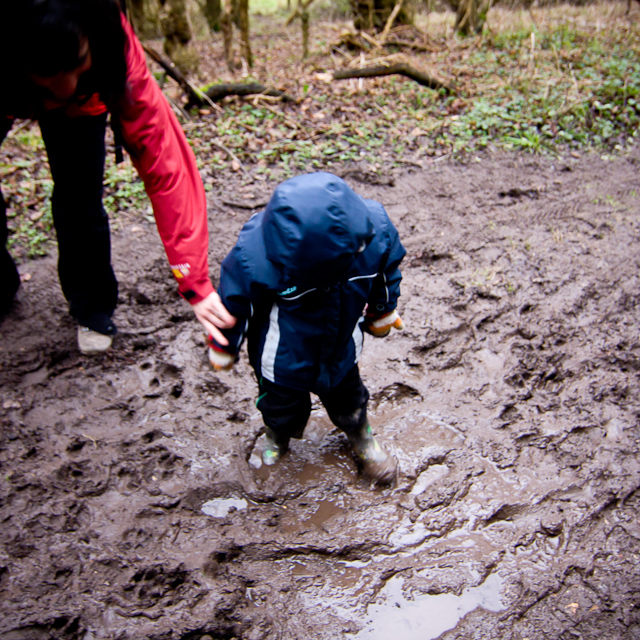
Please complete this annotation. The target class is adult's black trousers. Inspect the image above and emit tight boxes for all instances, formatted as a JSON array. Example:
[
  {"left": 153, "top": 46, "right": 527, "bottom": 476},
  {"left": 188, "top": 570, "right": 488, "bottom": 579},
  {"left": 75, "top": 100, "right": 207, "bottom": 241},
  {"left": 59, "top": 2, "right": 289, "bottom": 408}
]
[{"left": 0, "top": 111, "right": 118, "bottom": 333}]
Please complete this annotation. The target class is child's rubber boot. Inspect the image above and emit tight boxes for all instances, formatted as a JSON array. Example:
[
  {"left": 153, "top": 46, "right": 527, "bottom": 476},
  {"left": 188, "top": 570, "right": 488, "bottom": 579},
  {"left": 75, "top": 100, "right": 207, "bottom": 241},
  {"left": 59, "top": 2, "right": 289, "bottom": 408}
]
[
  {"left": 347, "top": 422, "right": 397, "bottom": 486},
  {"left": 262, "top": 428, "right": 289, "bottom": 466}
]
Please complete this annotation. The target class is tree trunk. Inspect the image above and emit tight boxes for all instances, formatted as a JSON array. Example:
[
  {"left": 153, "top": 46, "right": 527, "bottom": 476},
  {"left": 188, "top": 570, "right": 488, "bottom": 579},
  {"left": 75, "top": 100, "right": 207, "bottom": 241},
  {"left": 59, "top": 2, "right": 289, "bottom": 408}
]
[
  {"left": 160, "top": 0, "right": 199, "bottom": 73},
  {"left": 232, "top": 0, "right": 241, "bottom": 29},
  {"left": 301, "top": 1, "right": 310, "bottom": 59},
  {"left": 454, "top": 0, "right": 491, "bottom": 35},
  {"left": 221, "top": 0, "right": 235, "bottom": 71},
  {"left": 238, "top": 0, "right": 252, "bottom": 68},
  {"left": 367, "top": 0, "right": 374, "bottom": 30},
  {"left": 127, "top": 0, "right": 146, "bottom": 31},
  {"left": 126, "top": 0, "right": 162, "bottom": 38},
  {"left": 350, "top": 0, "right": 415, "bottom": 32},
  {"left": 200, "top": 0, "right": 222, "bottom": 33}
]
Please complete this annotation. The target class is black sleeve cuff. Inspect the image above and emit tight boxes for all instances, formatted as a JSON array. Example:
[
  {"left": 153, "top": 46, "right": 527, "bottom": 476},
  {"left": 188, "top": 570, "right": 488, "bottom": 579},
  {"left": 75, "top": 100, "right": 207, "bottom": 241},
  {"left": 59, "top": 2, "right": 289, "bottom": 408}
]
[{"left": 181, "top": 289, "right": 197, "bottom": 301}]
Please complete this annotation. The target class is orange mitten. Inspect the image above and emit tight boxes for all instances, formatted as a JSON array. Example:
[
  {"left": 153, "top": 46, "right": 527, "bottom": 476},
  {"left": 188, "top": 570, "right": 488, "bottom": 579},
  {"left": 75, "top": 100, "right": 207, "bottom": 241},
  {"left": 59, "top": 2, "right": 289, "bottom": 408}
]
[
  {"left": 364, "top": 309, "right": 404, "bottom": 337},
  {"left": 206, "top": 336, "right": 236, "bottom": 371}
]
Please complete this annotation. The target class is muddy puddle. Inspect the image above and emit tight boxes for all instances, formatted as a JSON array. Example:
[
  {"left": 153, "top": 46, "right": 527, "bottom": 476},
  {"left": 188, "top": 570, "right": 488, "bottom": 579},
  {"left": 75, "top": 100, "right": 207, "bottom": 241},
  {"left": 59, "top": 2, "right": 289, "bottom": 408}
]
[{"left": 1, "top": 150, "right": 640, "bottom": 639}]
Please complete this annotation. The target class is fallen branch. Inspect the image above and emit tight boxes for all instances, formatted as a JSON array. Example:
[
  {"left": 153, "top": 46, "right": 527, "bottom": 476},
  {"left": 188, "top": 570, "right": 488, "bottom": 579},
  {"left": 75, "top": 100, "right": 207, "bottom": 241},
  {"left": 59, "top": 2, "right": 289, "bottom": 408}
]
[
  {"left": 334, "top": 26, "right": 441, "bottom": 55},
  {"left": 145, "top": 47, "right": 292, "bottom": 109},
  {"left": 333, "top": 63, "right": 453, "bottom": 93},
  {"left": 142, "top": 44, "right": 221, "bottom": 112},
  {"left": 202, "top": 82, "right": 292, "bottom": 103},
  {"left": 333, "top": 31, "right": 371, "bottom": 52}
]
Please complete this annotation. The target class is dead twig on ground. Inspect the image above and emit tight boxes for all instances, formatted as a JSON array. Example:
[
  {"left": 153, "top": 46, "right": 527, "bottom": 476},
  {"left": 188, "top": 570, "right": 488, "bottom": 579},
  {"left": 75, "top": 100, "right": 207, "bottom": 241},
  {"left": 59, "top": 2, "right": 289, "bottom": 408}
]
[
  {"left": 166, "top": 94, "right": 191, "bottom": 121},
  {"left": 222, "top": 199, "right": 268, "bottom": 209},
  {"left": 360, "top": 31, "right": 381, "bottom": 49},
  {"left": 6, "top": 119, "right": 33, "bottom": 139},
  {"left": 211, "top": 141, "right": 251, "bottom": 179}
]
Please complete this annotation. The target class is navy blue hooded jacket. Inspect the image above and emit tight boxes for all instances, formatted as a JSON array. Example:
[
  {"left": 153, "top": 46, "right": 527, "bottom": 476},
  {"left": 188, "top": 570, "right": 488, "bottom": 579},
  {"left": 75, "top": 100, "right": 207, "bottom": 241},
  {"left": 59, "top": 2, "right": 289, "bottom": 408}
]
[{"left": 213, "top": 172, "right": 406, "bottom": 395}]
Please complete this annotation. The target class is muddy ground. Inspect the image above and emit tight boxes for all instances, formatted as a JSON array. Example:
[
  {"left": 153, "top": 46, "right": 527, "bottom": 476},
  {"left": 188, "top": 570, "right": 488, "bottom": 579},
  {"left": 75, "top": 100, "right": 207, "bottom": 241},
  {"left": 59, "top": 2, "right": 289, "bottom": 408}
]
[{"left": 1, "top": 148, "right": 640, "bottom": 640}]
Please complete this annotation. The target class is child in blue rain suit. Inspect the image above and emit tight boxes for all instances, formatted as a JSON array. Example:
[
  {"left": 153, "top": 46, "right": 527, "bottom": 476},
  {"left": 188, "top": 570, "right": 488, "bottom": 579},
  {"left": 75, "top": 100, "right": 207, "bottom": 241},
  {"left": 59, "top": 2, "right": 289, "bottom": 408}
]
[{"left": 208, "top": 172, "right": 405, "bottom": 485}]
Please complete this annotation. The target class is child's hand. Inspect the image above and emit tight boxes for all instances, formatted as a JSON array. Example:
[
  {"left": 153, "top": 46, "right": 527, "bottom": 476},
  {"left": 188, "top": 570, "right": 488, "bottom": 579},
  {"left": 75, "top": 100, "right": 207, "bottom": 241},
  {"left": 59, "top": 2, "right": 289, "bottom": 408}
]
[
  {"left": 207, "top": 336, "right": 237, "bottom": 371},
  {"left": 364, "top": 309, "right": 404, "bottom": 337}
]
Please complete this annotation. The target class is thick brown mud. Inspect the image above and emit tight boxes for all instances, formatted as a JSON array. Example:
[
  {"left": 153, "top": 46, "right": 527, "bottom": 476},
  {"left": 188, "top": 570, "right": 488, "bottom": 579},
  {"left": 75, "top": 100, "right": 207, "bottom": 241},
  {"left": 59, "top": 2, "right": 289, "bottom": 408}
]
[{"left": 1, "top": 150, "right": 640, "bottom": 640}]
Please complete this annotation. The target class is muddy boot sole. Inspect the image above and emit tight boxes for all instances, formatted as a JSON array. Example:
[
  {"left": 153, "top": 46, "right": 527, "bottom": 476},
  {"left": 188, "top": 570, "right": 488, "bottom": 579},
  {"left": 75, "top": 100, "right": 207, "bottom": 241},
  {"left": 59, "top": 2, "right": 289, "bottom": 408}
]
[
  {"left": 347, "top": 422, "right": 397, "bottom": 486},
  {"left": 359, "top": 453, "right": 398, "bottom": 486}
]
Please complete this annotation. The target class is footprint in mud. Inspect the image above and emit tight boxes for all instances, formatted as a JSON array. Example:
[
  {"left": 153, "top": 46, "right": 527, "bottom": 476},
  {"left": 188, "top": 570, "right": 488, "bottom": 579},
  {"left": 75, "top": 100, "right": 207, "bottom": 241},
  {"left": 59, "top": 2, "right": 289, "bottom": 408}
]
[
  {"left": 25, "top": 499, "right": 91, "bottom": 537},
  {"left": 121, "top": 527, "right": 155, "bottom": 550},
  {"left": 136, "top": 358, "right": 184, "bottom": 399},
  {"left": 55, "top": 459, "right": 110, "bottom": 497},
  {"left": 120, "top": 563, "right": 192, "bottom": 609},
  {"left": 114, "top": 441, "right": 185, "bottom": 494},
  {"left": 372, "top": 382, "right": 422, "bottom": 408}
]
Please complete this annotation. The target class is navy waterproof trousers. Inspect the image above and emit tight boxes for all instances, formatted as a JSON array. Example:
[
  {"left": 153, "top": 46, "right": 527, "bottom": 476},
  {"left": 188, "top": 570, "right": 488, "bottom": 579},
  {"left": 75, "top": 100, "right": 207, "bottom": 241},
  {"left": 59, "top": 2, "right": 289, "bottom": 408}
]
[{"left": 256, "top": 364, "right": 371, "bottom": 441}]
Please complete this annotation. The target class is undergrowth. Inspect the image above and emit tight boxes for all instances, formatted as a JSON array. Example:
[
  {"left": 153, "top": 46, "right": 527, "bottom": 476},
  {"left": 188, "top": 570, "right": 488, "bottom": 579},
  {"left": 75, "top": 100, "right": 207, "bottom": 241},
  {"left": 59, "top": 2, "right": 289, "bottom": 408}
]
[{"left": 2, "top": 1, "right": 639, "bottom": 259}]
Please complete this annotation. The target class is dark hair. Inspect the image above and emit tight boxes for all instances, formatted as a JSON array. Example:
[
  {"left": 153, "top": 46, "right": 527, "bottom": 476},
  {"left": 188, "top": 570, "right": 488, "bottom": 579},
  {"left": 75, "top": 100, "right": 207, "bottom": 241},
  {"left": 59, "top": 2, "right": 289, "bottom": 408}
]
[{"left": 1, "top": 0, "right": 127, "bottom": 116}]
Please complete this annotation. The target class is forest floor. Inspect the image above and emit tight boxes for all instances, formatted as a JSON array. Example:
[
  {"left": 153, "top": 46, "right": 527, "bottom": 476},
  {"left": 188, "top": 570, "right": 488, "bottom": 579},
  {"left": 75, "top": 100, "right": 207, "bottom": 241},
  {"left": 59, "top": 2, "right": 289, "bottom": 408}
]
[{"left": 2, "top": 4, "right": 640, "bottom": 640}]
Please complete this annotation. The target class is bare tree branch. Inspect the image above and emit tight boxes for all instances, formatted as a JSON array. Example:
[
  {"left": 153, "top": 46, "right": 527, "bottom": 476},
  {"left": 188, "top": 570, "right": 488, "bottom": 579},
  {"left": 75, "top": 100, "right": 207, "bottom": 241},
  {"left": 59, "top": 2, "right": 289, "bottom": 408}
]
[
  {"left": 380, "top": 0, "right": 404, "bottom": 43},
  {"left": 203, "top": 83, "right": 292, "bottom": 103},
  {"left": 142, "top": 44, "right": 222, "bottom": 113},
  {"left": 333, "top": 63, "right": 454, "bottom": 93}
]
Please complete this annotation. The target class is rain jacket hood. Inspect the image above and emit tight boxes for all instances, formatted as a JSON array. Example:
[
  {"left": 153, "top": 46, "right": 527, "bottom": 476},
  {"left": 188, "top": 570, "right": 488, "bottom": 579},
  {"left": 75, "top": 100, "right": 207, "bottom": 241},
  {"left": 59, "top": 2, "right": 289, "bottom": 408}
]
[{"left": 262, "top": 172, "right": 376, "bottom": 285}]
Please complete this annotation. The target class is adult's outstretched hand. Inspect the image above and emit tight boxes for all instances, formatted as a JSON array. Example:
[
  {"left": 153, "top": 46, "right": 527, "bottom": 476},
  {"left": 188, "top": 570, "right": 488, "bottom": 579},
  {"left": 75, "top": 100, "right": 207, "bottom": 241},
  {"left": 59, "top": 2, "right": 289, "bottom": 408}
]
[{"left": 192, "top": 291, "right": 236, "bottom": 345}]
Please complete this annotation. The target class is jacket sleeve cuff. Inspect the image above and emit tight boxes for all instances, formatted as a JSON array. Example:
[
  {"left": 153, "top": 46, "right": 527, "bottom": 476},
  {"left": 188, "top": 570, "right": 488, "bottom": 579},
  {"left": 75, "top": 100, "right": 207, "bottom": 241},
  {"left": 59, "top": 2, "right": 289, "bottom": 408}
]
[
  {"left": 206, "top": 334, "right": 235, "bottom": 354},
  {"left": 179, "top": 279, "right": 215, "bottom": 305}
]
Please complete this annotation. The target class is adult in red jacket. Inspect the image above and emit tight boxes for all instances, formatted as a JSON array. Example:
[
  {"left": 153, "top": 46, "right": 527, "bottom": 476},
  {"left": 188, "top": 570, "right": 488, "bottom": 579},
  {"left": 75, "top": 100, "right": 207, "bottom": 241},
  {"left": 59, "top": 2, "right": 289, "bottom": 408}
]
[{"left": 0, "top": 0, "right": 234, "bottom": 352}]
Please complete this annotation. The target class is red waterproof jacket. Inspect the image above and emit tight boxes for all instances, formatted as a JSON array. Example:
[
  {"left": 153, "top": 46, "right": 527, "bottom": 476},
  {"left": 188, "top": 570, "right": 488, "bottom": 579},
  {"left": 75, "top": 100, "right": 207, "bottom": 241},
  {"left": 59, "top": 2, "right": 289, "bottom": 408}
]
[
  {"left": 116, "top": 17, "right": 213, "bottom": 304},
  {"left": 4, "top": 15, "right": 213, "bottom": 305}
]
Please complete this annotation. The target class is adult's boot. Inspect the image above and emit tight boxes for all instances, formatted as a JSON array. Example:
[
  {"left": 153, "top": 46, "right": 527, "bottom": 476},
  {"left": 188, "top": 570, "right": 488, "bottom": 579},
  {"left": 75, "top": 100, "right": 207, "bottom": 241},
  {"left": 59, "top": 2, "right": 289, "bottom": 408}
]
[{"left": 347, "top": 421, "right": 397, "bottom": 486}]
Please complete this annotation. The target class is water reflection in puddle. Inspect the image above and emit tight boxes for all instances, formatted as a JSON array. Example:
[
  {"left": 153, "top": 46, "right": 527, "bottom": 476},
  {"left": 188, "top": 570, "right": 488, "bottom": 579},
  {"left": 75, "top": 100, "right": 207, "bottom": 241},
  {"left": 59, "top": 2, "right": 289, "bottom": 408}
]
[
  {"left": 281, "top": 497, "right": 347, "bottom": 533},
  {"left": 352, "top": 571, "right": 505, "bottom": 639},
  {"left": 201, "top": 497, "right": 248, "bottom": 517}
]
